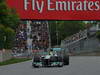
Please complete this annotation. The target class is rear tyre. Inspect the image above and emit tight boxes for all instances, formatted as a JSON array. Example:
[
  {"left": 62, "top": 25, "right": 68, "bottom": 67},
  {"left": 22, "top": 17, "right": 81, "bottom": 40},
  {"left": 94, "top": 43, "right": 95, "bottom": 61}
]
[{"left": 63, "top": 56, "right": 69, "bottom": 65}]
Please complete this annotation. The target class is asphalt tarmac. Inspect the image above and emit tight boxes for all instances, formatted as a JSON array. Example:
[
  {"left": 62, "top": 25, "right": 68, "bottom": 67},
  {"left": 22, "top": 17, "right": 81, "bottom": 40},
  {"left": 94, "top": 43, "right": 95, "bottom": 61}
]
[{"left": 0, "top": 56, "right": 100, "bottom": 75}]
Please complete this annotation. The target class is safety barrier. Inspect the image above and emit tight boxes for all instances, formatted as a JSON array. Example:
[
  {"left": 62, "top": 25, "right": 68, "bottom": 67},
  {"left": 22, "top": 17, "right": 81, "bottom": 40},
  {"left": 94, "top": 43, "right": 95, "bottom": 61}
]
[{"left": 0, "top": 50, "right": 12, "bottom": 62}]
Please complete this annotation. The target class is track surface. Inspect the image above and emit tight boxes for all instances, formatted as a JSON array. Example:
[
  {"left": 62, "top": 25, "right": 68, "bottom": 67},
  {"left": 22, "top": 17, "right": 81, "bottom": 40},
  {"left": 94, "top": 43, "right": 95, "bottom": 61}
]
[{"left": 0, "top": 56, "right": 100, "bottom": 75}]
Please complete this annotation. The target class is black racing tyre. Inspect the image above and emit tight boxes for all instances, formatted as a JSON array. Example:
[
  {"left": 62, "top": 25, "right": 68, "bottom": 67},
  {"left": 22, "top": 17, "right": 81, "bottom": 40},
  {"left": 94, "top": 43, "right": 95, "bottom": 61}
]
[
  {"left": 32, "top": 56, "right": 41, "bottom": 68},
  {"left": 63, "top": 55, "right": 69, "bottom": 65},
  {"left": 58, "top": 63, "right": 63, "bottom": 67},
  {"left": 33, "top": 64, "right": 39, "bottom": 68}
]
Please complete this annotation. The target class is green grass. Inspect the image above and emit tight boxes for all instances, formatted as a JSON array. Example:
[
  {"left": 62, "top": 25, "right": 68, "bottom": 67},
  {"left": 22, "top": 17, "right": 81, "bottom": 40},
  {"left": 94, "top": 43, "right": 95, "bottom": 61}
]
[{"left": 0, "top": 58, "right": 31, "bottom": 66}]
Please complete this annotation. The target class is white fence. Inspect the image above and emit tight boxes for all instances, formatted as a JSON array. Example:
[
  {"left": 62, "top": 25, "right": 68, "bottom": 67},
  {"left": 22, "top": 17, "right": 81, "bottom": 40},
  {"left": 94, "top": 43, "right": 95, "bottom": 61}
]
[
  {"left": 61, "top": 30, "right": 87, "bottom": 46},
  {"left": 61, "top": 30, "right": 87, "bottom": 53}
]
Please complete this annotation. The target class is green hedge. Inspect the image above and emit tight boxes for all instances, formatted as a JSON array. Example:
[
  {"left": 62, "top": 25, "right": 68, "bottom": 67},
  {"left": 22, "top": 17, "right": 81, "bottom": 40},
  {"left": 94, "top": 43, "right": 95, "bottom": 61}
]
[{"left": 0, "top": 58, "right": 31, "bottom": 66}]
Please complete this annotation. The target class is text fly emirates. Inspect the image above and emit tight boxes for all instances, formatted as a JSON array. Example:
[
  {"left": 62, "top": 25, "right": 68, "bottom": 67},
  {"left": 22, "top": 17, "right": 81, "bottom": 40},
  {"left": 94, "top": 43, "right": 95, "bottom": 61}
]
[{"left": 24, "top": 0, "right": 100, "bottom": 13}]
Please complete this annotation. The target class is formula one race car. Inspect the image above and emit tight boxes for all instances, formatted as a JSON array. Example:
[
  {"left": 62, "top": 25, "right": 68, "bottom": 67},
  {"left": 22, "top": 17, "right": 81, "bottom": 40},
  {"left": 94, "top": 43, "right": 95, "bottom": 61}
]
[{"left": 32, "top": 48, "right": 69, "bottom": 68}]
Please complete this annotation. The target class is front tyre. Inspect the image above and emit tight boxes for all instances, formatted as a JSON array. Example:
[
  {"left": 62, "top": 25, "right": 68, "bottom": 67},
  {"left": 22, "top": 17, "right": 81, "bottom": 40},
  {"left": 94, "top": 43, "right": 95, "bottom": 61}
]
[
  {"left": 58, "top": 63, "right": 63, "bottom": 67},
  {"left": 32, "top": 64, "right": 39, "bottom": 68}
]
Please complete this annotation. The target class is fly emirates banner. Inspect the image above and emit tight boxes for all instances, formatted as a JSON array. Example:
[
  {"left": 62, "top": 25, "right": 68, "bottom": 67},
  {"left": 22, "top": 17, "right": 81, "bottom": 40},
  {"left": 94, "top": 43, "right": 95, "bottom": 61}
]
[{"left": 6, "top": 0, "right": 100, "bottom": 20}]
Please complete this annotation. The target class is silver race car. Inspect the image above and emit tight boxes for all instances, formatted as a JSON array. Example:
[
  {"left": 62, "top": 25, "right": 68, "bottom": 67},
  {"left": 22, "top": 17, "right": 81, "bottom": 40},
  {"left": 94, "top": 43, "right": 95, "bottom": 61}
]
[{"left": 32, "top": 48, "right": 69, "bottom": 68}]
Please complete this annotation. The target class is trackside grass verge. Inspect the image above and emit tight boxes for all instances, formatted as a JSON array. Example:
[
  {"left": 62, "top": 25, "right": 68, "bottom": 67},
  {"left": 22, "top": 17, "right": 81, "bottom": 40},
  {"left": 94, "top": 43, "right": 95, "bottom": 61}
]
[{"left": 0, "top": 58, "right": 31, "bottom": 66}]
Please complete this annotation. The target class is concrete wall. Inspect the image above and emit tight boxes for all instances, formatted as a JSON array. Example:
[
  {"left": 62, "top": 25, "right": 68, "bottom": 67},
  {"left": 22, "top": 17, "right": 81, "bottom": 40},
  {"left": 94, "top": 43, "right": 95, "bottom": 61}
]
[
  {"left": 0, "top": 51, "right": 3, "bottom": 62},
  {"left": 0, "top": 50, "right": 12, "bottom": 62},
  {"left": 61, "top": 36, "right": 100, "bottom": 55}
]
